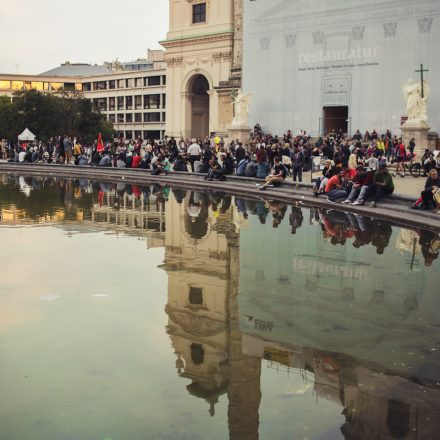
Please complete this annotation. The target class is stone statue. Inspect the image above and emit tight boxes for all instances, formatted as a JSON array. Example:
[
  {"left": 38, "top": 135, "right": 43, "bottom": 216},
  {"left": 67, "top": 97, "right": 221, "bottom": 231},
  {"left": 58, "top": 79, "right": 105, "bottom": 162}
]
[
  {"left": 231, "top": 89, "right": 252, "bottom": 127},
  {"left": 403, "top": 79, "right": 429, "bottom": 124}
]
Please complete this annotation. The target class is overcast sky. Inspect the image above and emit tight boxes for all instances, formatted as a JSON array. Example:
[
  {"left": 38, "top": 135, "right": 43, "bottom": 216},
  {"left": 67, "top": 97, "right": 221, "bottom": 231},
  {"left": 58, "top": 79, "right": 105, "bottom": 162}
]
[{"left": 0, "top": 0, "right": 169, "bottom": 74}]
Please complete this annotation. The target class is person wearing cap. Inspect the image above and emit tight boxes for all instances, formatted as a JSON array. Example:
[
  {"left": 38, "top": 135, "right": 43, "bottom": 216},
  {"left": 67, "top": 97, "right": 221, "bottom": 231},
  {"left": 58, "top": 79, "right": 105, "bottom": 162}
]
[{"left": 366, "top": 164, "right": 394, "bottom": 207}]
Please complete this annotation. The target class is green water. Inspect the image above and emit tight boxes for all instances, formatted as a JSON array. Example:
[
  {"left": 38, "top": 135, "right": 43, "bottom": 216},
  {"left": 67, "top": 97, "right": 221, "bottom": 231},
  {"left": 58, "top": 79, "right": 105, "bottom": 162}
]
[{"left": 0, "top": 175, "right": 439, "bottom": 440}]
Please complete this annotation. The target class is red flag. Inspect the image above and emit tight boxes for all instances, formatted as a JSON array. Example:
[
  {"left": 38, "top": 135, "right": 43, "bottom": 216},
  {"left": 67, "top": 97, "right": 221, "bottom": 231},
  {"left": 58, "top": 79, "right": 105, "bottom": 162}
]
[{"left": 97, "top": 133, "right": 104, "bottom": 152}]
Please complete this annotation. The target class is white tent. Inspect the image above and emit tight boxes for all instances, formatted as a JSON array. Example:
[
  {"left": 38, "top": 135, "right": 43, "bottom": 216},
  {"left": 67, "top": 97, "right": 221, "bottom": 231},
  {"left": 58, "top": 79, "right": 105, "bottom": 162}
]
[{"left": 18, "top": 128, "right": 36, "bottom": 141}]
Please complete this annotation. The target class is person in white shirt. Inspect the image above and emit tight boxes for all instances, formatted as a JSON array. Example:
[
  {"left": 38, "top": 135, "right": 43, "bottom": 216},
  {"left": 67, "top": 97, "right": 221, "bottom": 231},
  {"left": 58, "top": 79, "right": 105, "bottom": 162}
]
[
  {"left": 18, "top": 149, "right": 27, "bottom": 163},
  {"left": 187, "top": 138, "right": 202, "bottom": 172}
]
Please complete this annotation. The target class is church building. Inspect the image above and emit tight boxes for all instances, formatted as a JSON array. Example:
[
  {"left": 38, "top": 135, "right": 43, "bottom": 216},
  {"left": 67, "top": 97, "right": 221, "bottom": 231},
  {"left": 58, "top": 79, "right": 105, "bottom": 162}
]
[
  {"left": 161, "top": 0, "right": 243, "bottom": 139},
  {"left": 243, "top": 0, "right": 440, "bottom": 137}
]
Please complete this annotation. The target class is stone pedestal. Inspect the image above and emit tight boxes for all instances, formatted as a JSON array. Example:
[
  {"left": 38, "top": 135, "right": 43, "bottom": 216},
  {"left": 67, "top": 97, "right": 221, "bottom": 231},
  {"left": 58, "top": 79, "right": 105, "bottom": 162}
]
[
  {"left": 401, "top": 120, "right": 430, "bottom": 156},
  {"left": 226, "top": 124, "right": 251, "bottom": 145}
]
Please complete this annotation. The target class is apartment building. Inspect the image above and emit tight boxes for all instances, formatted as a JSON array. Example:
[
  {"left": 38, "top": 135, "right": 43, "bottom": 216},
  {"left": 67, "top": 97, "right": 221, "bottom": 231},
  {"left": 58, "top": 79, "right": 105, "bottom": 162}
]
[{"left": 0, "top": 50, "right": 167, "bottom": 140}]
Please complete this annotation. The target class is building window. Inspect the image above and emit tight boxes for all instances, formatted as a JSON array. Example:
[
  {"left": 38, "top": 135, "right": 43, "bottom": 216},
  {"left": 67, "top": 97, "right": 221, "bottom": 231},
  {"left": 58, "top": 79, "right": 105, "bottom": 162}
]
[
  {"left": 117, "top": 79, "right": 125, "bottom": 89},
  {"left": 117, "top": 114, "right": 124, "bottom": 123},
  {"left": 135, "top": 78, "right": 143, "bottom": 87},
  {"left": 117, "top": 96, "right": 124, "bottom": 110},
  {"left": 146, "top": 76, "right": 161, "bottom": 87},
  {"left": 144, "top": 94, "right": 160, "bottom": 109},
  {"left": 125, "top": 113, "right": 133, "bottom": 123},
  {"left": 144, "top": 112, "right": 161, "bottom": 123},
  {"left": 50, "top": 82, "right": 63, "bottom": 91},
  {"left": 30, "top": 82, "right": 44, "bottom": 91},
  {"left": 125, "top": 96, "right": 133, "bottom": 110},
  {"left": 0, "top": 80, "right": 11, "bottom": 90},
  {"left": 134, "top": 113, "right": 142, "bottom": 123},
  {"left": 64, "top": 83, "right": 75, "bottom": 92},
  {"left": 82, "top": 82, "right": 91, "bottom": 92},
  {"left": 75, "top": 83, "right": 82, "bottom": 92},
  {"left": 161, "top": 75, "right": 166, "bottom": 85},
  {"left": 162, "top": 94, "right": 166, "bottom": 108},
  {"left": 190, "top": 343, "right": 204, "bottom": 365},
  {"left": 126, "top": 78, "right": 134, "bottom": 88},
  {"left": 109, "top": 97, "right": 115, "bottom": 111},
  {"left": 108, "top": 114, "right": 116, "bottom": 124},
  {"left": 134, "top": 130, "right": 142, "bottom": 139},
  {"left": 192, "top": 3, "right": 206, "bottom": 23},
  {"left": 189, "top": 287, "right": 203, "bottom": 305},
  {"left": 134, "top": 95, "right": 142, "bottom": 110},
  {"left": 109, "top": 80, "right": 115, "bottom": 90}
]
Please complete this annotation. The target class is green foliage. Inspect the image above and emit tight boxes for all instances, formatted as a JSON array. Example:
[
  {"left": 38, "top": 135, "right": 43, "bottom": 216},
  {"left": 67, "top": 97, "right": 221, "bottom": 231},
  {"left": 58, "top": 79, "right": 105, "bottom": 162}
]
[{"left": 0, "top": 89, "right": 114, "bottom": 143}]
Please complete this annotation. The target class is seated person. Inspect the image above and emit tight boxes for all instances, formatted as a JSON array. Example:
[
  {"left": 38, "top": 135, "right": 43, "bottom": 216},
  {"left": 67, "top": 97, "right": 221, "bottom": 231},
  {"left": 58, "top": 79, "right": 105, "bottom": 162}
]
[
  {"left": 205, "top": 159, "right": 225, "bottom": 181},
  {"left": 325, "top": 168, "right": 347, "bottom": 202},
  {"left": 342, "top": 166, "right": 374, "bottom": 205},
  {"left": 417, "top": 168, "right": 440, "bottom": 210},
  {"left": 131, "top": 153, "right": 142, "bottom": 168},
  {"left": 258, "top": 156, "right": 287, "bottom": 190},
  {"left": 236, "top": 156, "right": 250, "bottom": 176},
  {"left": 98, "top": 152, "right": 112, "bottom": 167},
  {"left": 313, "top": 159, "right": 334, "bottom": 196},
  {"left": 223, "top": 152, "right": 235, "bottom": 175},
  {"left": 366, "top": 164, "right": 394, "bottom": 207},
  {"left": 77, "top": 154, "right": 89, "bottom": 166},
  {"left": 256, "top": 161, "right": 270, "bottom": 179},
  {"left": 244, "top": 159, "right": 257, "bottom": 177},
  {"left": 152, "top": 158, "right": 165, "bottom": 175},
  {"left": 173, "top": 154, "right": 188, "bottom": 172}
]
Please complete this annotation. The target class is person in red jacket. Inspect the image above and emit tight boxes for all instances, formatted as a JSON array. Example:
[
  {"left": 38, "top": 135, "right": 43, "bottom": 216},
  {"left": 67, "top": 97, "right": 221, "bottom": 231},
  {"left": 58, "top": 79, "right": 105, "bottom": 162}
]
[
  {"left": 131, "top": 153, "right": 142, "bottom": 168},
  {"left": 342, "top": 166, "right": 374, "bottom": 205}
]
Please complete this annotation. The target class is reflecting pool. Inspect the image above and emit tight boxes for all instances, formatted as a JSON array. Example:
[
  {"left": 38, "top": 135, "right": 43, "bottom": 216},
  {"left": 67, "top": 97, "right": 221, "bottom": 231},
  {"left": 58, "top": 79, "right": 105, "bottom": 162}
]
[{"left": 0, "top": 174, "right": 439, "bottom": 440}]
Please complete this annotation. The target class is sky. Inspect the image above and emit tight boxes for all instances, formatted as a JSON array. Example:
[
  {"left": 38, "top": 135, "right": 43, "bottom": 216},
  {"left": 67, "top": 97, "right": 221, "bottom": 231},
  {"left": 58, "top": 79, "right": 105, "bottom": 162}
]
[{"left": 0, "top": 0, "right": 169, "bottom": 74}]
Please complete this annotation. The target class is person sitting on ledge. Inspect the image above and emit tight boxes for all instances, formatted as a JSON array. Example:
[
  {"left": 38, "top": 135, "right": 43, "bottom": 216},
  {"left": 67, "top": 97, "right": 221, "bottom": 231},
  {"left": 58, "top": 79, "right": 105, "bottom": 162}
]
[
  {"left": 173, "top": 154, "right": 188, "bottom": 172},
  {"left": 205, "top": 158, "right": 225, "bottom": 181},
  {"left": 98, "top": 150, "right": 112, "bottom": 167},
  {"left": 413, "top": 168, "right": 440, "bottom": 210},
  {"left": 325, "top": 167, "right": 347, "bottom": 203},
  {"left": 365, "top": 163, "right": 394, "bottom": 208},
  {"left": 342, "top": 166, "right": 374, "bottom": 205},
  {"left": 258, "top": 156, "right": 287, "bottom": 190}
]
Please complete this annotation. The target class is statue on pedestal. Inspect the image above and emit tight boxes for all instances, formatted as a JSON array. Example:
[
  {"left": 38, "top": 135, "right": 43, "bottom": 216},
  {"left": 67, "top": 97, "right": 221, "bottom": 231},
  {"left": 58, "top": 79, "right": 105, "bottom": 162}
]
[
  {"left": 403, "top": 79, "right": 429, "bottom": 124},
  {"left": 231, "top": 89, "right": 252, "bottom": 127}
]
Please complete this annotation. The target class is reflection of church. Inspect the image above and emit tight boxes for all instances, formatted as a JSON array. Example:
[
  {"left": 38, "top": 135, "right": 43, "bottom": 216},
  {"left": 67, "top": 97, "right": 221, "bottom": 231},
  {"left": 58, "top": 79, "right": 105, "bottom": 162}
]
[
  {"left": 163, "top": 191, "right": 261, "bottom": 439},
  {"left": 162, "top": 191, "right": 440, "bottom": 440}
]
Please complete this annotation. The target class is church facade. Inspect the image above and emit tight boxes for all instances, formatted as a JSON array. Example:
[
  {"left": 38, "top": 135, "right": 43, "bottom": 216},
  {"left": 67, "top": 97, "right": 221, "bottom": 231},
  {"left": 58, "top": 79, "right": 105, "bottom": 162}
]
[
  {"left": 243, "top": 0, "right": 440, "bottom": 137},
  {"left": 161, "top": 0, "right": 243, "bottom": 139}
]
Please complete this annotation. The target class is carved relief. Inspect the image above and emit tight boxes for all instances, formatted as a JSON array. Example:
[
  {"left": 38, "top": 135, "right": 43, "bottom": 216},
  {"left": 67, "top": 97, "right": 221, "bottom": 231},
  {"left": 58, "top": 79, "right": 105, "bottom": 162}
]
[
  {"left": 260, "top": 38, "right": 271, "bottom": 51},
  {"left": 285, "top": 34, "right": 297, "bottom": 48},
  {"left": 313, "top": 31, "right": 324, "bottom": 45},
  {"left": 383, "top": 22, "right": 398, "bottom": 38},
  {"left": 167, "top": 57, "right": 183, "bottom": 67},
  {"left": 418, "top": 17, "right": 433, "bottom": 34},
  {"left": 352, "top": 26, "right": 365, "bottom": 41},
  {"left": 213, "top": 51, "right": 232, "bottom": 63}
]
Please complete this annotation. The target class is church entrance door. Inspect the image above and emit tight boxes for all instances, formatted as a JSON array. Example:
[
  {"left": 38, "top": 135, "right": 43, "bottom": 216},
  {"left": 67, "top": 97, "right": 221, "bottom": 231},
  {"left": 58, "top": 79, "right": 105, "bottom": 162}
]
[
  {"left": 323, "top": 106, "right": 348, "bottom": 135},
  {"left": 187, "top": 74, "right": 210, "bottom": 139}
]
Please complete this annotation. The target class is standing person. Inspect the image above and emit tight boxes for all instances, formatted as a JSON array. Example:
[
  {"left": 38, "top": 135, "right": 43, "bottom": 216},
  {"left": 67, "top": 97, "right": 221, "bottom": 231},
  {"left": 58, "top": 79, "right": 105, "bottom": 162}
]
[
  {"left": 187, "top": 138, "right": 202, "bottom": 172},
  {"left": 394, "top": 139, "right": 406, "bottom": 177},
  {"left": 366, "top": 164, "right": 394, "bottom": 207},
  {"left": 63, "top": 136, "right": 73, "bottom": 164},
  {"left": 258, "top": 156, "right": 287, "bottom": 190},
  {"left": 290, "top": 146, "right": 305, "bottom": 182}
]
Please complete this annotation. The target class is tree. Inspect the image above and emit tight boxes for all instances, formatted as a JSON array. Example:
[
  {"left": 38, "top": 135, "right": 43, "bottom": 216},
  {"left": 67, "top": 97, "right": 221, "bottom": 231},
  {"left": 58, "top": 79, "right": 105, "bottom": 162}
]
[{"left": 0, "top": 89, "right": 114, "bottom": 144}]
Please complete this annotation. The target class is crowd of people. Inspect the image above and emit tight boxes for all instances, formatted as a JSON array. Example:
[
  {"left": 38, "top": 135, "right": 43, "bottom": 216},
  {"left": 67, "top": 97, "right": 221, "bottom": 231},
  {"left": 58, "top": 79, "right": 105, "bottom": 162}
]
[{"left": 1, "top": 124, "right": 439, "bottom": 211}]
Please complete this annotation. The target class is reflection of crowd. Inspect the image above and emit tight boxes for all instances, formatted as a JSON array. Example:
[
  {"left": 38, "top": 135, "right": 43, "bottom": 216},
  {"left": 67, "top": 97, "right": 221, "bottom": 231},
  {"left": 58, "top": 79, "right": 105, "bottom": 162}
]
[{"left": 3, "top": 175, "right": 439, "bottom": 267}]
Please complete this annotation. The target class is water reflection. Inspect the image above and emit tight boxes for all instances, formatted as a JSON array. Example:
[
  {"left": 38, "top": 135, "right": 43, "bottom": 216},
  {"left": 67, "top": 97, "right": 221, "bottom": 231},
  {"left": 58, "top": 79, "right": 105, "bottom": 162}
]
[{"left": 1, "top": 174, "right": 440, "bottom": 439}]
